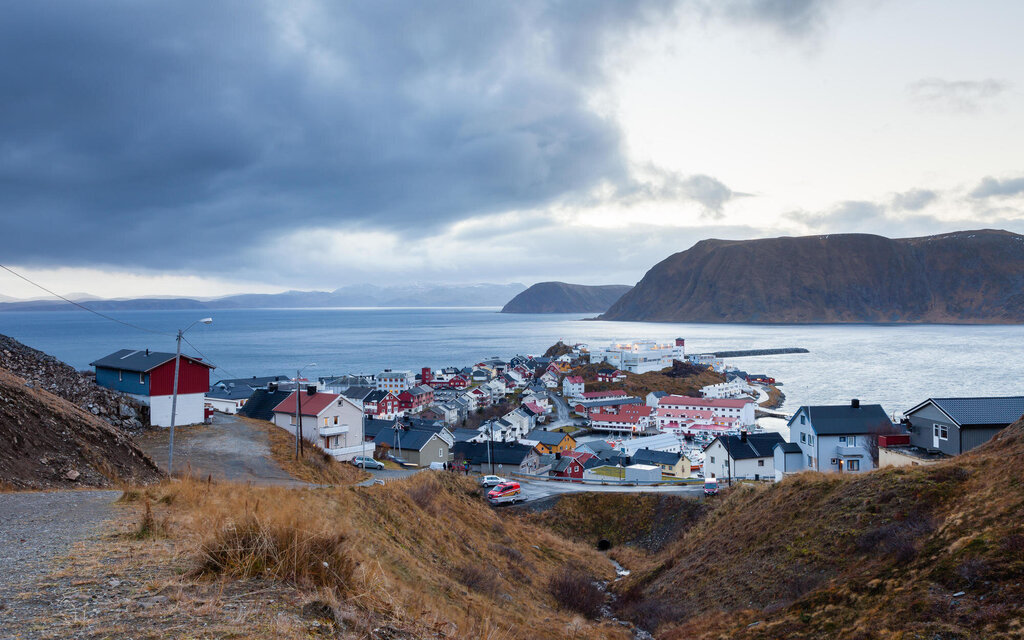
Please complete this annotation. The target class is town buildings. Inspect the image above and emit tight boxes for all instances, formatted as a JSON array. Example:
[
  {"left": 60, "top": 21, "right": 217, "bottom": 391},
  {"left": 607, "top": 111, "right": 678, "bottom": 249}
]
[
  {"left": 787, "top": 400, "right": 892, "bottom": 474},
  {"left": 375, "top": 369, "right": 414, "bottom": 393},
  {"left": 271, "top": 389, "right": 366, "bottom": 460},
  {"left": 703, "top": 432, "right": 785, "bottom": 481},
  {"left": 903, "top": 396, "right": 1024, "bottom": 456},
  {"left": 589, "top": 339, "right": 686, "bottom": 373}
]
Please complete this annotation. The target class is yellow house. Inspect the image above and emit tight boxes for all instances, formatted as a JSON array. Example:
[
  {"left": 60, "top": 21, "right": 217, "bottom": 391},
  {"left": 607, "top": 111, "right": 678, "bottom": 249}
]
[
  {"left": 528, "top": 430, "right": 576, "bottom": 455},
  {"left": 632, "top": 449, "right": 692, "bottom": 478}
]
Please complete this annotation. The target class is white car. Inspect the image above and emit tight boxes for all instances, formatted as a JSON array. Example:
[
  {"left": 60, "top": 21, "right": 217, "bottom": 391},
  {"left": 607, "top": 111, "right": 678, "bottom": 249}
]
[{"left": 480, "top": 475, "right": 505, "bottom": 487}]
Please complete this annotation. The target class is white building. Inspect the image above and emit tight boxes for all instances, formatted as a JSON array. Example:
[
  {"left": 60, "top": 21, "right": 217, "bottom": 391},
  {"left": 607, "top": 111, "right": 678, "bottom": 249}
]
[
  {"left": 787, "top": 400, "right": 891, "bottom": 474},
  {"left": 703, "top": 432, "right": 785, "bottom": 481},
  {"left": 657, "top": 395, "right": 756, "bottom": 428},
  {"left": 589, "top": 339, "right": 686, "bottom": 373},
  {"left": 562, "top": 375, "right": 585, "bottom": 399},
  {"left": 609, "top": 432, "right": 682, "bottom": 455},
  {"left": 271, "top": 390, "right": 366, "bottom": 461},
  {"left": 375, "top": 369, "right": 414, "bottom": 394},
  {"left": 701, "top": 377, "right": 754, "bottom": 399}
]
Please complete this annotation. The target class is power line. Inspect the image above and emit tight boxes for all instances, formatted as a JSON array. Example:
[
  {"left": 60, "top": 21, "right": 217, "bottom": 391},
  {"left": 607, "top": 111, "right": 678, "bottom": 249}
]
[
  {"left": 0, "top": 264, "right": 172, "bottom": 337},
  {"left": 180, "top": 335, "right": 242, "bottom": 380}
]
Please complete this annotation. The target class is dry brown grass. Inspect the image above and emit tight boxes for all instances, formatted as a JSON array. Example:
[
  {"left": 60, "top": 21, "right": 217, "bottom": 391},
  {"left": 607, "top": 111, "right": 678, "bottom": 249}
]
[
  {"left": 759, "top": 384, "right": 784, "bottom": 408},
  {"left": 615, "top": 418, "right": 1024, "bottom": 639},
  {"left": 121, "top": 472, "right": 632, "bottom": 639},
  {"left": 571, "top": 361, "right": 725, "bottom": 398},
  {"left": 247, "top": 416, "right": 369, "bottom": 485}
]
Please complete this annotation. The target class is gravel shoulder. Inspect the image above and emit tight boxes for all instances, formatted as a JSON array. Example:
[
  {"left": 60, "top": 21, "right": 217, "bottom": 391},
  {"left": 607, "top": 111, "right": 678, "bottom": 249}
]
[{"left": 0, "top": 490, "right": 120, "bottom": 637}]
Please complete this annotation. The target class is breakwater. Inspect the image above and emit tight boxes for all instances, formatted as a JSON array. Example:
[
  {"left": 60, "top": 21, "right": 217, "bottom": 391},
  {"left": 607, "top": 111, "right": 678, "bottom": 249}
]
[{"left": 710, "top": 347, "right": 809, "bottom": 358}]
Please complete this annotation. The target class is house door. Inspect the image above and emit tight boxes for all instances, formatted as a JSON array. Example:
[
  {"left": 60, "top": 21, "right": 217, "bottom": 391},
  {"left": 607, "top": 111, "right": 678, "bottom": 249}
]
[{"left": 933, "top": 424, "right": 940, "bottom": 449}]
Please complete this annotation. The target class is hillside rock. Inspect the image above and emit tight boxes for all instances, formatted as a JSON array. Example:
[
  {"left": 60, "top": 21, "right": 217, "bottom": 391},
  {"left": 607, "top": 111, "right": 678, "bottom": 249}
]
[
  {"left": 0, "top": 367, "right": 161, "bottom": 488},
  {"left": 501, "top": 282, "right": 632, "bottom": 313},
  {"left": 0, "top": 334, "right": 149, "bottom": 430},
  {"left": 600, "top": 229, "right": 1024, "bottom": 323}
]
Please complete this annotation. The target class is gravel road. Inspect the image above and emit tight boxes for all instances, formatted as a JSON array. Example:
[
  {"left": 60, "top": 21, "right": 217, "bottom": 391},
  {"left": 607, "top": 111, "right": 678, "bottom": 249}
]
[{"left": 0, "top": 490, "right": 120, "bottom": 637}]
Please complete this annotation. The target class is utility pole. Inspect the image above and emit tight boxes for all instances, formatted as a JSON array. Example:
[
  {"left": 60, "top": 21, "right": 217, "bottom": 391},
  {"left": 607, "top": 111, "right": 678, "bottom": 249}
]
[
  {"left": 168, "top": 317, "right": 212, "bottom": 477},
  {"left": 295, "top": 369, "right": 302, "bottom": 460}
]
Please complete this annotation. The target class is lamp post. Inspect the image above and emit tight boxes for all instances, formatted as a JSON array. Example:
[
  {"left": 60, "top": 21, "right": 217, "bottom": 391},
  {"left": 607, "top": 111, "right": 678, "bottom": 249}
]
[
  {"left": 168, "top": 317, "right": 213, "bottom": 477},
  {"left": 294, "top": 363, "right": 316, "bottom": 460}
]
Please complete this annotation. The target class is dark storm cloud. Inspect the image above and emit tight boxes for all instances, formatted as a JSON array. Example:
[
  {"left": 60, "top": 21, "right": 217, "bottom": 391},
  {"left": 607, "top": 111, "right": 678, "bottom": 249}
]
[
  {"left": 969, "top": 176, "right": 1024, "bottom": 199},
  {"left": 0, "top": 0, "right": 833, "bottom": 275},
  {"left": 0, "top": 0, "right": 685, "bottom": 269}
]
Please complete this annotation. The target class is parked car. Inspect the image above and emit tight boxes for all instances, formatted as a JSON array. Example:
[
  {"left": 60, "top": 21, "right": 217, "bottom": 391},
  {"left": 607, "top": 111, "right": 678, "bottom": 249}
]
[
  {"left": 350, "top": 456, "right": 384, "bottom": 470},
  {"left": 480, "top": 475, "right": 505, "bottom": 487},
  {"left": 704, "top": 477, "right": 719, "bottom": 496},
  {"left": 487, "top": 481, "right": 524, "bottom": 505},
  {"left": 387, "top": 454, "right": 414, "bottom": 467}
]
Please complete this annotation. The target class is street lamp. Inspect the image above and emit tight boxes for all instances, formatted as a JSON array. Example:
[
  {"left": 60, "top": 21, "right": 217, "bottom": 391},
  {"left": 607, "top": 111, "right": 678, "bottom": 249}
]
[
  {"left": 168, "top": 317, "right": 213, "bottom": 477},
  {"left": 294, "top": 363, "right": 316, "bottom": 460}
]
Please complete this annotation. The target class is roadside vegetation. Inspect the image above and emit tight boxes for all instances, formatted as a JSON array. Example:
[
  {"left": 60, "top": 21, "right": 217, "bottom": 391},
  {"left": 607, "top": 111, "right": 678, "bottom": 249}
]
[{"left": 101, "top": 472, "right": 631, "bottom": 639}]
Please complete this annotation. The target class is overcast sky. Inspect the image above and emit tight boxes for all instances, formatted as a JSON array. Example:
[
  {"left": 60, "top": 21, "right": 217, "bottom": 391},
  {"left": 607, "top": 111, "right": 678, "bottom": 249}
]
[{"left": 1, "top": 0, "right": 1022, "bottom": 299}]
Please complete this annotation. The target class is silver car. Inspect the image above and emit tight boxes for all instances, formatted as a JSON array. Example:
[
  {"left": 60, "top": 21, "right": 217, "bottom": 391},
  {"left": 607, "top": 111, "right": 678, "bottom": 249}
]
[{"left": 480, "top": 475, "right": 505, "bottom": 487}]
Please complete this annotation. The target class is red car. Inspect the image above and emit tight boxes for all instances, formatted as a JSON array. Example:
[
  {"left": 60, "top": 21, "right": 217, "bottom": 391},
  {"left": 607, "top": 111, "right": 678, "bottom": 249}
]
[{"left": 487, "top": 481, "right": 524, "bottom": 505}]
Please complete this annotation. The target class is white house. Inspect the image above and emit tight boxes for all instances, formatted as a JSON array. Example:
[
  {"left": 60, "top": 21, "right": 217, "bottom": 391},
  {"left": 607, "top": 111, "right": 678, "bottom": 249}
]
[
  {"left": 588, "top": 405, "right": 654, "bottom": 434},
  {"left": 701, "top": 377, "right": 754, "bottom": 399},
  {"left": 562, "top": 375, "right": 585, "bottom": 399},
  {"left": 787, "top": 400, "right": 892, "bottom": 474},
  {"left": 540, "top": 371, "right": 559, "bottom": 389},
  {"left": 703, "top": 432, "right": 785, "bottom": 481},
  {"left": 612, "top": 432, "right": 681, "bottom": 455},
  {"left": 271, "top": 390, "right": 366, "bottom": 461}
]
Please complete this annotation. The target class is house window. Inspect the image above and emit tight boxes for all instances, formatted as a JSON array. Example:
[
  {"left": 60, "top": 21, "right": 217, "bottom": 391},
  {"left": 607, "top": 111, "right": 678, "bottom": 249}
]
[
  {"left": 839, "top": 436, "right": 846, "bottom": 444},
  {"left": 758, "top": 459, "right": 764, "bottom": 467},
  {"left": 848, "top": 460, "right": 860, "bottom": 471},
  {"left": 139, "top": 372, "right": 145, "bottom": 384},
  {"left": 118, "top": 370, "right": 123, "bottom": 382},
  {"left": 710, "top": 456, "right": 715, "bottom": 464},
  {"left": 439, "top": 448, "right": 443, "bottom": 457},
  {"left": 807, "top": 455, "right": 813, "bottom": 467},
  {"left": 323, "top": 417, "right": 329, "bottom": 427},
  {"left": 934, "top": 424, "right": 948, "bottom": 440},
  {"left": 808, "top": 435, "right": 815, "bottom": 445},
  {"left": 290, "top": 416, "right": 296, "bottom": 426},
  {"left": 334, "top": 416, "right": 339, "bottom": 425},
  {"left": 800, "top": 433, "right": 806, "bottom": 444},
  {"left": 848, "top": 436, "right": 856, "bottom": 446}
]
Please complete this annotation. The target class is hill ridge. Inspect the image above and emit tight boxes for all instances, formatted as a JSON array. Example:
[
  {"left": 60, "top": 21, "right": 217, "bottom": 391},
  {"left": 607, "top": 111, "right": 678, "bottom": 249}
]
[{"left": 501, "top": 281, "right": 632, "bottom": 313}]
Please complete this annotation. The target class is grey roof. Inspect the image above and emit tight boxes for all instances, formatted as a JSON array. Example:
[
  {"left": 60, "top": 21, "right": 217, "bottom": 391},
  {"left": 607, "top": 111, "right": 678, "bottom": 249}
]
[
  {"left": 213, "top": 375, "right": 290, "bottom": 389},
  {"left": 451, "top": 428, "right": 482, "bottom": 443},
  {"left": 911, "top": 396, "right": 1024, "bottom": 427},
  {"left": 451, "top": 442, "right": 532, "bottom": 466},
  {"left": 648, "top": 391, "right": 668, "bottom": 398},
  {"left": 575, "top": 397, "right": 643, "bottom": 409},
  {"left": 775, "top": 442, "right": 803, "bottom": 454},
  {"left": 791, "top": 404, "right": 893, "bottom": 435},
  {"left": 525, "top": 429, "right": 571, "bottom": 446},
  {"left": 340, "top": 386, "right": 375, "bottom": 402},
  {"left": 91, "top": 349, "right": 212, "bottom": 373},
  {"left": 363, "top": 417, "right": 398, "bottom": 439},
  {"left": 710, "top": 433, "right": 785, "bottom": 460},
  {"left": 373, "top": 427, "right": 444, "bottom": 451},
  {"left": 205, "top": 386, "right": 255, "bottom": 401},
  {"left": 363, "top": 390, "right": 391, "bottom": 403},
  {"left": 237, "top": 389, "right": 292, "bottom": 421},
  {"left": 630, "top": 449, "right": 682, "bottom": 466},
  {"left": 577, "top": 440, "right": 616, "bottom": 458}
]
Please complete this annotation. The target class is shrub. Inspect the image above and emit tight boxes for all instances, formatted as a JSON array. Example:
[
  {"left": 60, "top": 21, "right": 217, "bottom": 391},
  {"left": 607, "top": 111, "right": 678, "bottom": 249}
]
[
  {"left": 454, "top": 563, "right": 501, "bottom": 597},
  {"left": 856, "top": 518, "right": 933, "bottom": 563},
  {"left": 406, "top": 482, "right": 435, "bottom": 511},
  {"left": 197, "top": 514, "right": 354, "bottom": 593},
  {"left": 548, "top": 567, "right": 604, "bottom": 619}
]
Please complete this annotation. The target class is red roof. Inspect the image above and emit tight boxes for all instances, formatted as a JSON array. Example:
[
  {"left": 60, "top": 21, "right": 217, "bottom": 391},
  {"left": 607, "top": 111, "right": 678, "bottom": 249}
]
[
  {"left": 272, "top": 391, "right": 342, "bottom": 417},
  {"left": 589, "top": 405, "right": 653, "bottom": 424},
  {"left": 565, "top": 376, "right": 584, "bottom": 384},
  {"left": 524, "top": 401, "right": 545, "bottom": 414},
  {"left": 658, "top": 395, "right": 752, "bottom": 409}
]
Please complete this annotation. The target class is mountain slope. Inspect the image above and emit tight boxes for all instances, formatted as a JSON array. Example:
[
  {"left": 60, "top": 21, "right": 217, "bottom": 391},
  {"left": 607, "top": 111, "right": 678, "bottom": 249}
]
[
  {"left": 600, "top": 229, "right": 1024, "bottom": 323},
  {"left": 615, "top": 416, "right": 1024, "bottom": 639},
  {"left": 501, "top": 282, "right": 632, "bottom": 313}
]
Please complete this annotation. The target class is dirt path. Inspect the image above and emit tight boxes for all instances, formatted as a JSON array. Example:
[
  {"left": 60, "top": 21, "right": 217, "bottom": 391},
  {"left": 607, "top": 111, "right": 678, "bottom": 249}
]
[
  {"left": 134, "top": 414, "right": 305, "bottom": 486},
  {"left": 0, "top": 490, "right": 120, "bottom": 637}
]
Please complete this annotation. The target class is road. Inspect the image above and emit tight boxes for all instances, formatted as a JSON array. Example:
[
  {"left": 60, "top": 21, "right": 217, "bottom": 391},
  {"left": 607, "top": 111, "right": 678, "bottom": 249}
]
[{"left": 543, "top": 390, "right": 586, "bottom": 430}]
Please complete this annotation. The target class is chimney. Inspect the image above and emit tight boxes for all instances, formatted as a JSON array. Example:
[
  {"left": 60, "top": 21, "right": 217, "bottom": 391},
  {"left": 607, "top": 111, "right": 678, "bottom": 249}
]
[
  {"left": 740, "top": 430, "right": 748, "bottom": 443},
  {"left": 145, "top": 348, "right": 150, "bottom": 356},
  {"left": 307, "top": 385, "right": 316, "bottom": 396},
  {"left": 851, "top": 398, "right": 860, "bottom": 409}
]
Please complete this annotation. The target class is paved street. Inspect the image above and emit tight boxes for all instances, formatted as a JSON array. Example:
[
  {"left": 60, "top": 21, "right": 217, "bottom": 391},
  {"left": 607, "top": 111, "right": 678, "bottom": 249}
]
[{"left": 543, "top": 390, "right": 586, "bottom": 430}]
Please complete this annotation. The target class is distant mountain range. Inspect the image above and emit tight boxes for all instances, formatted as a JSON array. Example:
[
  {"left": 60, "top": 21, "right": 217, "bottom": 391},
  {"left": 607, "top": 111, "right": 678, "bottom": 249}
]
[
  {"left": 500, "top": 282, "right": 633, "bottom": 313},
  {"left": 600, "top": 229, "right": 1024, "bottom": 323},
  {"left": 0, "top": 283, "right": 528, "bottom": 312}
]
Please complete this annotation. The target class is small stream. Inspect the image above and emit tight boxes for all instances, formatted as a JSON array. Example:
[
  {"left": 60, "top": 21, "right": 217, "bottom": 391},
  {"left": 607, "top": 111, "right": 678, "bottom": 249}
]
[{"left": 596, "top": 557, "right": 654, "bottom": 640}]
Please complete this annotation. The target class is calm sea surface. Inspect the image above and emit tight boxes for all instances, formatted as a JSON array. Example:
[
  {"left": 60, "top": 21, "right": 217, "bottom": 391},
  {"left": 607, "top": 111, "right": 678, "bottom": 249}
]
[{"left": 1, "top": 307, "right": 1022, "bottom": 415}]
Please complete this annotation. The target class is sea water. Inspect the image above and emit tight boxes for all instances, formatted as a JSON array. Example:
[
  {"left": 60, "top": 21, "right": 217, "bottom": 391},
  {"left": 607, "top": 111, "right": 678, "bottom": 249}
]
[{"left": 1, "top": 307, "right": 1022, "bottom": 414}]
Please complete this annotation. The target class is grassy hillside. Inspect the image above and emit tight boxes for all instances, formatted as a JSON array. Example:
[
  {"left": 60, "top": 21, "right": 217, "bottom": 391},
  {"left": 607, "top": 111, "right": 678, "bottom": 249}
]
[
  {"left": 614, "top": 417, "right": 1024, "bottom": 639},
  {"left": 572, "top": 360, "right": 725, "bottom": 398},
  {"left": 121, "top": 472, "right": 633, "bottom": 639}
]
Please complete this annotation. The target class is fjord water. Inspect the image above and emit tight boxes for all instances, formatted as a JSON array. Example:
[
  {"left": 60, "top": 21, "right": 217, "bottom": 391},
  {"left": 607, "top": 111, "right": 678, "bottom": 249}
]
[{"left": 1, "top": 307, "right": 1022, "bottom": 414}]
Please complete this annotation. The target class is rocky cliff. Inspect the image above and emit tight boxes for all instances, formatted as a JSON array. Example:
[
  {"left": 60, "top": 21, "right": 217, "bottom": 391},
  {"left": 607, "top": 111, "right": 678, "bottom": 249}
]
[
  {"left": 501, "top": 282, "right": 632, "bottom": 313},
  {"left": 0, "top": 334, "right": 149, "bottom": 430},
  {"left": 600, "top": 229, "right": 1024, "bottom": 323}
]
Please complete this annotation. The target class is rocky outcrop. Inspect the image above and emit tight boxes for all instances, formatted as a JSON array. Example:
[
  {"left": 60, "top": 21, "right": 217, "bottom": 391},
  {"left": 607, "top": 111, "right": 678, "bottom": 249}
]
[
  {"left": 0, "top": 335, "right": 149, "bottom": 431},
  {"left": 501, "top": 282, "right": 632, "bottom": 313},
  {"left": 600, "top": 229, "right": 1024, "bottom": 323}
]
